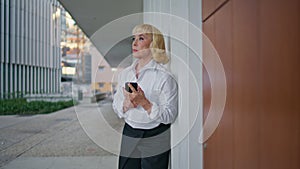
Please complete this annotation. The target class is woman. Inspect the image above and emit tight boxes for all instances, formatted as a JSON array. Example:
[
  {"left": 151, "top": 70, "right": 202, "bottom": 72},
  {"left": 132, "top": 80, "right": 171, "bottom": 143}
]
[{"left": 113, "top": 24, "right": 178, "bottom": 169}]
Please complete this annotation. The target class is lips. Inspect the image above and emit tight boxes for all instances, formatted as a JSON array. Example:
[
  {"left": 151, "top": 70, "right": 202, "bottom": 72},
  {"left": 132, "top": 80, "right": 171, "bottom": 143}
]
[{"left": 132, "top": 49, "right": 138, "bottom": 52}]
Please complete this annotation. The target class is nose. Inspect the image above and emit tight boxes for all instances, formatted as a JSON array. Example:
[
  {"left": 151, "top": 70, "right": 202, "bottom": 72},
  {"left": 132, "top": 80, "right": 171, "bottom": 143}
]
[{"left": 132, "top": 38, "right": 137, "bottom": 46}]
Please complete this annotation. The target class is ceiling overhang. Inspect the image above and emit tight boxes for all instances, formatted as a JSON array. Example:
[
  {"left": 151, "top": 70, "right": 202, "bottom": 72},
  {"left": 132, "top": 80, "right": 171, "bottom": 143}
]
[{"left": 58, "top": 0, "right": 143, "bottom": 67}]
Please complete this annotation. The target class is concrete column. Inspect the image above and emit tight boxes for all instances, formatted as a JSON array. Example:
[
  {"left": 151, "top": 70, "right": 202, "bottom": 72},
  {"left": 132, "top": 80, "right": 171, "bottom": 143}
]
[
  {"left": 144, "top": 1, "right": 203, "bottom": 169},
  {"left": 24, "top": 0, "right": 28, "bottom": 65},
  {"left": 0, "top": 63, "right": 3, "bottom": 98},
  {"left": 9, "top": 0, "right": 15, "bottom": 64},
  {"left": 1, "top": 0, "right": 4, "bottom": 63},
  {"left": 28, "top": 0, "right": 33, "bottom": 66}
]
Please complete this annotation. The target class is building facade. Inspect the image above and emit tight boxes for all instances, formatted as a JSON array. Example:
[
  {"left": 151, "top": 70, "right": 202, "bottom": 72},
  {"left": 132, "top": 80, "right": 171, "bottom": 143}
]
[
  {"left": 0, "top": 0, "right": 62, "bottom": 98},
  {"left": 60, "top": 11, "right": 90, "bottom": 83},
  {"left": 90, "top": 45, "right": 118, "bottom": 93}
]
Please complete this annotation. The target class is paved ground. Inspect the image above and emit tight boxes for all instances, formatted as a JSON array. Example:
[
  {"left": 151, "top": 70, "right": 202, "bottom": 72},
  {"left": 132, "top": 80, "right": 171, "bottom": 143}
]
[{"left": 0, "top": 98, "right": 124, "bottom": 169}]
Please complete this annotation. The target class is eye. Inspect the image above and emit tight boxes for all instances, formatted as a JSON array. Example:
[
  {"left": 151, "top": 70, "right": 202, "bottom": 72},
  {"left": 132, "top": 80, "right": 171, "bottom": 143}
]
[
  {"left": 132, "top": 37, "right": 135, "bottom": 41},
  {"left": 139, "top": 37, "right": 144, "bottom": 41}
]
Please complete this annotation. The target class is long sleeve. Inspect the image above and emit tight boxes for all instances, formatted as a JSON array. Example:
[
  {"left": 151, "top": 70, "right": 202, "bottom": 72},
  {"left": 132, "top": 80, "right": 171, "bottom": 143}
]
[
  {"left": 112, "top": 60, "right": 178, "bottom": 129},
  {"left": 147, "top": 76, "right": 178, "bottom": 124},
  {"left": 112, "top": 73, "right": 127, "bottom": 119}
]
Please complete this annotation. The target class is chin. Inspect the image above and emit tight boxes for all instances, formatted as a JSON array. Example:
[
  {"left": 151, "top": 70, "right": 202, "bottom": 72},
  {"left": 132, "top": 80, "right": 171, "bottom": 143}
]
[
  {"left": 132, "top": 51, "right": 151, "bottom": 59},
  {"left": 132, "top": 53, "right": 143, "bottom": 59}
]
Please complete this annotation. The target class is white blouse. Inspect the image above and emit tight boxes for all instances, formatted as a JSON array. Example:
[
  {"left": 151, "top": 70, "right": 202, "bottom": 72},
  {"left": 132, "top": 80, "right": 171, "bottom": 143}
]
[{"left": 112, "top": 59, "right": 178, "bottom": 129}]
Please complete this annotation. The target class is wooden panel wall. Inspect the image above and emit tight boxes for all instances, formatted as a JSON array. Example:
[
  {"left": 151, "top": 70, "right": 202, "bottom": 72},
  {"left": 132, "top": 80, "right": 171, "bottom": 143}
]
[
  {"left": 202, "top": 0, "right": 229, "bottom": 22},
  {"left": 202, "top": 0, "right": 300, "bottom": 169}
]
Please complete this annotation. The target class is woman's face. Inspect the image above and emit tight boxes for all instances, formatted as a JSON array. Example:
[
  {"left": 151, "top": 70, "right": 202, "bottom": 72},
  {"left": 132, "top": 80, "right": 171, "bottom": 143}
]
[{"left": 132, "top": 33, "right": 152, "bottom": 59}]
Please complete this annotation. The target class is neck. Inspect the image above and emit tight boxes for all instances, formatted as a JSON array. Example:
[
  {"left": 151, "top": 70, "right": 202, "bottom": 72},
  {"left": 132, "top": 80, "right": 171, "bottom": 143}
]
[{"left": 136, "top": 55, "right": 152, "bottom": 72}]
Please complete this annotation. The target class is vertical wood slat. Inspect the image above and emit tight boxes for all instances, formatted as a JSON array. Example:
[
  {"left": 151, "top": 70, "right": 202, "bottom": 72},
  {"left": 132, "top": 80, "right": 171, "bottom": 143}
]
[
  {"left": 259, "top": 0, "right": 300, "bottom": 168},
  {"left": 214, "top": 2, "right": 234, "bottom": 169},
  {"left": 202, "top": 0, "right": 215, "bottom": 21},
  {"left": 203, "top": 1, "right": 234, "bottom": 169},
  {"left": 232, "top": 0, "right": 260, "bottom": 168},
  {"left": 202, "top": 0, "right": 228, "bottom": 22},
  {"left": 203, "top": 15, "right": 216, "bottom": 169},
  {"left": 297, "top": 5, "right": 300, "bottom": 168},
  {"left": 203, "top": 0, "right": 300, "bottom": 168}
]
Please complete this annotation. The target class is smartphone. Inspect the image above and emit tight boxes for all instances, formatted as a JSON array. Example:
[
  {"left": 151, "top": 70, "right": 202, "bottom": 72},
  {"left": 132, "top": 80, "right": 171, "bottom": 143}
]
[{"left": 125, "top": 82, "right": 138, "bottom": 93}]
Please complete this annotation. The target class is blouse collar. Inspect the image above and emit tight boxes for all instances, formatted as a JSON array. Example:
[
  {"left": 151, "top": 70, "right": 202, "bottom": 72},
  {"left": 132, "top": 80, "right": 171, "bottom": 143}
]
[{"left": 130, "top": 59, "right": 160, "bottom": 73}]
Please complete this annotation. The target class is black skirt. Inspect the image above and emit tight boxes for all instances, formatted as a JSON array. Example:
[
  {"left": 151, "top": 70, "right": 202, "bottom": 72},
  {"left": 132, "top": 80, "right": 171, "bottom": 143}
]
[{"left": 119, "top": 123, "right": 171, "bottom": 169}]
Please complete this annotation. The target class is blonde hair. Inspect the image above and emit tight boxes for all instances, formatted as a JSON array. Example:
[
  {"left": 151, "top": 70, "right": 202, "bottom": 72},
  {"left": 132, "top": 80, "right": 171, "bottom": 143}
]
[{"left": 132, "top": 24, "right": 169, "bottom": 64}]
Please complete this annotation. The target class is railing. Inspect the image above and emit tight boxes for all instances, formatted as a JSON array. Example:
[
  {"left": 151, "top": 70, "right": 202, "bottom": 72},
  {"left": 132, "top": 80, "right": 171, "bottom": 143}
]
[
  {"left": 90, "top": 92, "right": 107, "bottom": 103},
  {"left": 24, "top": 94, "right": 73, "bottom": 102}
]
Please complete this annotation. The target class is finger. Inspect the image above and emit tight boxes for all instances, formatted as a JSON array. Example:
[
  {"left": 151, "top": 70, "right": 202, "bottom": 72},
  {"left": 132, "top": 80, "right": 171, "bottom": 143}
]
[
  {"left": 132, "top": 101, "right": 138, "bottom": 108},
  {"left": 129, "top": 94, "right": 134, "bottom": 101},
  {"left": 128, "top": 83, "right": 137, "bottom": 93},
  {"left": 137, "top": 87, "right": 145, "bottom": 97},
  {"left": 122, "top": 87, "right": 130, "bottom": 96},
  {"left": 137, "top": 86, "right": 143, "bottom": 93}
]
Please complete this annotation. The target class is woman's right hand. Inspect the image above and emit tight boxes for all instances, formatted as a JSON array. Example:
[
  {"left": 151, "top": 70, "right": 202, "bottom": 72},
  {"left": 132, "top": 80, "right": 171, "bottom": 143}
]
[{"left": 122, "top": 87, "right": 136, "bottom": 112}]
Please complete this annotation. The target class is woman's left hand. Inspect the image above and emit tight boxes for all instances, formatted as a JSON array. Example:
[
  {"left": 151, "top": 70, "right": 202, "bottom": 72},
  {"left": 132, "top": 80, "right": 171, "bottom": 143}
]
[{"left": 127, "top": 84, "right": 152, "bottom": 113}]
